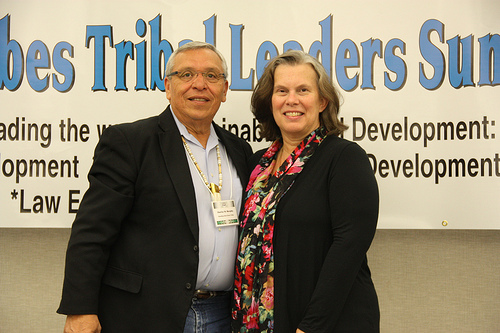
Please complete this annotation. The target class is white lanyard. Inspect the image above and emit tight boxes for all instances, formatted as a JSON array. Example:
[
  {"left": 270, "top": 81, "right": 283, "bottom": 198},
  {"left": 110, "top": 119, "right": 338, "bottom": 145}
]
[
  {"left": 182, "top": 135, "right": 239, "bottom": 227},
  {"left": 182, "top": 135, "right": 222, "bottom": 200}
]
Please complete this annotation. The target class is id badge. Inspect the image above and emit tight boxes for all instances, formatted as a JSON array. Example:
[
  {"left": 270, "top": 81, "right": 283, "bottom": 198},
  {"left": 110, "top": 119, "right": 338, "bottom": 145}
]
[{"left": 211, "top": 200, "right": 239, "bottom": 227}]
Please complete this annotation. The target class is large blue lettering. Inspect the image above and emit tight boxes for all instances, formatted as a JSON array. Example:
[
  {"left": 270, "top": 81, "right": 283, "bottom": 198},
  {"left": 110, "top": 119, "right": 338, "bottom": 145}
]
[
  {"left": 204, "top": 15, "right": 216, "bottom": 46},
  {"left": 134, "top": 19, "right": 147, "bottom": 91},
  {"left": 2, "top": 14, "right": 75, "bottom": 92},
  {"left": 419, "top": 19, "right": 445, "bottom": 90},
  {"left": 149, "top": 14, "right": 172, "bottom": 91},
  {"left": 447, "top": 35, "right": 474, "bottom": 88},
  {"left": 283, "top": 41, "right": 303, "bottom": 52},
  {"left": 360, "top": 38, "right": 382, "bottom": 90},
  {"left": 3, "top": 14, "right": 498, "bottom": 93},
  {"left": 86, "top": 25, "right": 113, "bottom": 91},
  {"left": 229, "top": 24, "right": 254, "bottom": 90},
  {"left": 0, "top": 15, "right": 23, "bottom": 91},
  {"left": 478, "top": 34, "right": 500, "bottom": 86},
  {"left": 115, "top": 40, "right": 133, "bottom": 91},
  {"left": 26, "top": 40, "right": 50, "bottom": 92},
  {"left": 335, "top": 39, "right": 359, "bottom": 91},
  {"left": 309, "top": 15, "right": 332, "bottom": 77},
  {"left": 256, "top": 41, "right": 278, "bottom": 80},
  {"left": 52, "top": 42, "right": 75, "bottom": 92},
  {"left": 384, "top": 39, "right": 407, "bottom": 90}
]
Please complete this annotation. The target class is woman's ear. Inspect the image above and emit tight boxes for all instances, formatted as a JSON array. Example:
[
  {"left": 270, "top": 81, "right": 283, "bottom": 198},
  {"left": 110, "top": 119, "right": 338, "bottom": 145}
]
[{"left": 319, "top": 97, "right": 328, "bottom": 113}]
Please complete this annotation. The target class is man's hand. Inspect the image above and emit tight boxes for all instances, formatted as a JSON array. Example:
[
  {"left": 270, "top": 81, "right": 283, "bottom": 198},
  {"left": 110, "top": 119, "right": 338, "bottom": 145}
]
[
  {"left": 296, "top": 329, "right": 306, "bottom": 333},
  {"left": 64, "top": 314, "right": 101, "bottom": 333}
]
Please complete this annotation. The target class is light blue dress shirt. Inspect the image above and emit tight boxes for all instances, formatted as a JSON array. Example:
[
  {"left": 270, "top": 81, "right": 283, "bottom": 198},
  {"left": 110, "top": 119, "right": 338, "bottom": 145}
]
[{"left": 172, "top": 110, "right": 243, "bottom": 291}]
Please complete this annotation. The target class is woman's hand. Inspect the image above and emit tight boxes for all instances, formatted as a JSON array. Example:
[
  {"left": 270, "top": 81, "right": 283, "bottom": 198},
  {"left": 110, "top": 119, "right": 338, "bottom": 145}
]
[{"left": 296, "top": 329, "right": 306, "bottom": 333}]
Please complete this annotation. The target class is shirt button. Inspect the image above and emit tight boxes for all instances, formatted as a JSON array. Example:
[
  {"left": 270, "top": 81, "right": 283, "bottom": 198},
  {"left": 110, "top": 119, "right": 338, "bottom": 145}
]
[
  {"left": 185, "top": 283, "right": 192, "bottom": 290},
  {"left": 193, "top": 245, "right": 198, "bottom": 252},
  {"left": 216, "top": 257, "right": 220, "bottom": 261}
]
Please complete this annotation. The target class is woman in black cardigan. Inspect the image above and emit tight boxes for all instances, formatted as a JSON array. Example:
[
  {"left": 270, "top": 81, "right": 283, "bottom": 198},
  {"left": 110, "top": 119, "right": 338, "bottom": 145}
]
[{"left": 232, "top": 50, "right": 379, "bottom": 333}]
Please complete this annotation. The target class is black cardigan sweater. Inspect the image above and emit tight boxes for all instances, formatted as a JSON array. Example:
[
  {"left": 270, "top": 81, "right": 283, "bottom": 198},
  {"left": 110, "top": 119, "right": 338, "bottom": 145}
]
[{"left": 248, "top": 134, "right": 380, "bottom": 333}]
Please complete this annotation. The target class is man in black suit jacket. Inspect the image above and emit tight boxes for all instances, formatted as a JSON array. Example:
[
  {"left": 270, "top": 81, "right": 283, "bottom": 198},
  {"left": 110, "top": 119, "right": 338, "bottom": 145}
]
[{"left": 57, "top": 42, "right": 252, "bottom": 332}]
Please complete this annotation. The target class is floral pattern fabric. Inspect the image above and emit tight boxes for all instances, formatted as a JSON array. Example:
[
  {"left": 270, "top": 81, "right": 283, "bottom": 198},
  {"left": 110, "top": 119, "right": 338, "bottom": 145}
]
[{"left": 232, "top": 127, "right": 328, "bottom": 333}]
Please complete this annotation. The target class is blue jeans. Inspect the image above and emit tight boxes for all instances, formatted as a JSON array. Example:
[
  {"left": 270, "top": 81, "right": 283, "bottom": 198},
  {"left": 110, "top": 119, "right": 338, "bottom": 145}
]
[{"left": 183, "top": 293, "right": 231, "bottom": 333}]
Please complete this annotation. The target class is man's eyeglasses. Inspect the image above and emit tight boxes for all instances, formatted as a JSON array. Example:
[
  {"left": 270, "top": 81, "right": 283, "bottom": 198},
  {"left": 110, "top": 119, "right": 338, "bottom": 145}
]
[{"left": 166, "top": 70, "right": 226, "bottom": 84}]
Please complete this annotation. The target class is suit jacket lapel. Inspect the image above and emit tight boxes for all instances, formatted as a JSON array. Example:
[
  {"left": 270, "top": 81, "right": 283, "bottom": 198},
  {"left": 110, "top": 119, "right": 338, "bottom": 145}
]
[{"left": 157, "top": 107, "right": 199, "bottom": 241}]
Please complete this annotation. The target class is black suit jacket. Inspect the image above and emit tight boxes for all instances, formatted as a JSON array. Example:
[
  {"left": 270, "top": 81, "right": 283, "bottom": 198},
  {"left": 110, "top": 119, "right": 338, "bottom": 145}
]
[{"left": 57, "top": 107, "right": 252, "bottom": 332}]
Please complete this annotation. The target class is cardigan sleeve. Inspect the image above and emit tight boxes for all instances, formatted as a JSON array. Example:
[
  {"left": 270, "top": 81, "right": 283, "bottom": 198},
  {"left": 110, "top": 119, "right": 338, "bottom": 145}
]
[
  {"left": 297, "top": 142, "right": 379, "bottom": 332},
  {"left": 57, "top": 125, "right": 136, "bottom": 315}
]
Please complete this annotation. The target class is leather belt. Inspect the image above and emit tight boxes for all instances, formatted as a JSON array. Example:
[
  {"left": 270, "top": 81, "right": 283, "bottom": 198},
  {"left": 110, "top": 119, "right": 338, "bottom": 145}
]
[{"left": 193, "top": 289, "right": 228, "bottom": 299}]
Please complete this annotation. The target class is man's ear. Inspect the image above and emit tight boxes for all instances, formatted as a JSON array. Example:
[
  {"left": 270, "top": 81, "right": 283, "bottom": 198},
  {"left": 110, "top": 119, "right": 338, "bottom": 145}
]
[
  {"left": 221, "top": 80, "right": 229, "bottom": 103},
  {"left": 165, "top": 77, "right": 172, "bottom": 100}
]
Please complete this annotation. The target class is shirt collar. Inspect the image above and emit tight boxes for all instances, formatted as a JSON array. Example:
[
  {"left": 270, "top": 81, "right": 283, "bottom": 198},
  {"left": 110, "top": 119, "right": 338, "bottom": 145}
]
[{"left": 170, "top": 107, "right": 219, "bottom": 150}]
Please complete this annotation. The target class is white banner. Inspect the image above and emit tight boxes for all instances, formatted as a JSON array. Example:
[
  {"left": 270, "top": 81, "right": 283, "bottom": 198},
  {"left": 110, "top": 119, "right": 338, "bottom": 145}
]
[{"left": 1, "top": 0, "right": 499, "bottom": 228}]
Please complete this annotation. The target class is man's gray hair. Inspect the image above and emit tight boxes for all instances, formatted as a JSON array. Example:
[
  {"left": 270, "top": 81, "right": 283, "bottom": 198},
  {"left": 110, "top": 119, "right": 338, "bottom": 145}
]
[{"left": 165, "top": 41, "right": 228, "bottom": 79}]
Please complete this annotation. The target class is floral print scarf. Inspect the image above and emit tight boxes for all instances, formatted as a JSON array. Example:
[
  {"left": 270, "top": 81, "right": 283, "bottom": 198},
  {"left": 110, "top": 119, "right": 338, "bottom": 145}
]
[{"left": 232, "top": 127, "right": 328, "bottom": 332}]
